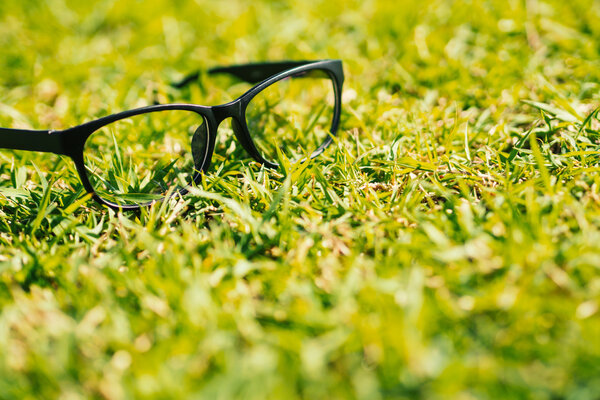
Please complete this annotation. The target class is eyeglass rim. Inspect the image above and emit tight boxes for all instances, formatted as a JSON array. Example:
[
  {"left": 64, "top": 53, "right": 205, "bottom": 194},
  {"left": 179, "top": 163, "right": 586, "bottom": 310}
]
[{"left": 232, "top": 65, "right": 343, "bottom": 169}]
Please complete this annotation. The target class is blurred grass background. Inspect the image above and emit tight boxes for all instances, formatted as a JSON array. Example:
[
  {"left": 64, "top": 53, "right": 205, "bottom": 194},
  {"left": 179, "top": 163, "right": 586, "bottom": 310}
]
[{"left": 1, "top": 0, "right": 600, "bottom": 398}]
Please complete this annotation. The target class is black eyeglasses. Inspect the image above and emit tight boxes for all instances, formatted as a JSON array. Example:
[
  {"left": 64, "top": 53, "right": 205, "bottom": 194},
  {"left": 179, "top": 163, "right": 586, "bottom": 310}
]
[{"left": 0, "top": 59, "right": 344, "bottom": 210}]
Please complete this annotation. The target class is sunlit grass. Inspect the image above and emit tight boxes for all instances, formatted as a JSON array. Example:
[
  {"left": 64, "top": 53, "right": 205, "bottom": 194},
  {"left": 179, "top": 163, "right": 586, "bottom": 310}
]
[{"left": 1, "top": 0, "right": 600, "bottom": 398}]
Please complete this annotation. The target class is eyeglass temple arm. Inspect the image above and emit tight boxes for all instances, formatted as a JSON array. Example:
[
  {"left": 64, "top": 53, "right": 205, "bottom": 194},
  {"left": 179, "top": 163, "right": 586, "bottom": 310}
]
[
  {"left": 172, "top": 61, "right": 315, "bottom": 88},
  {"left": 0, "top": 128, "right": 65, "bottom": 154}
]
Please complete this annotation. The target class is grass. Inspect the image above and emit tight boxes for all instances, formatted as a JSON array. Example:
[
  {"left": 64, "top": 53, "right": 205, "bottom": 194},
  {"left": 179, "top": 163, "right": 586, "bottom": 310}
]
[{"left": 1, "top": 0, "right": 600, "bottom": 398}]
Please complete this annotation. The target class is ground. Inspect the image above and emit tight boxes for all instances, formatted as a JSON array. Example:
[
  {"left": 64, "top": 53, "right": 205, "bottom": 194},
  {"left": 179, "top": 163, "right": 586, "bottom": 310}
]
[{"left": 0, "top": 0, "right": 599, "bottom": 399}]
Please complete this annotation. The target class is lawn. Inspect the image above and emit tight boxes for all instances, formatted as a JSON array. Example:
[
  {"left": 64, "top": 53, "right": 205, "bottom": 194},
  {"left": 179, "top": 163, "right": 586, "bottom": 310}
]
[{"left": 1, "top": 0, "right": 600, "bottom": 398}]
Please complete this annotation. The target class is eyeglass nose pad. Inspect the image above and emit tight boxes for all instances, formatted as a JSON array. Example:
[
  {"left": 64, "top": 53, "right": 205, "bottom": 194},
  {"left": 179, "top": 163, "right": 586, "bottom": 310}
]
[
  {"left": 231, "top": 118, "right": 261, "bottom": 160},
  {"left": 191, "top": 121, "right": 209, "bottom": 172},
  {"left": 232, "top": 118, "right": 279, "bottom": 169}
]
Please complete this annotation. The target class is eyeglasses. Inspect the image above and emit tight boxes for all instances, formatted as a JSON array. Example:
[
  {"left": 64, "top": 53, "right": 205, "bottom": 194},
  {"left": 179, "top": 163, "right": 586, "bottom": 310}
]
[{"left": 0, "top": 60, "right": 344, "bottom": 210}]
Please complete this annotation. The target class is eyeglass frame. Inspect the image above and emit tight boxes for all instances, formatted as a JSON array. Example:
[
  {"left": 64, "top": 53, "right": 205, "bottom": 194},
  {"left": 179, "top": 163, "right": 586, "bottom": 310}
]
[{"left": 0, "top": 59, "right": 345, "bottom": 210}]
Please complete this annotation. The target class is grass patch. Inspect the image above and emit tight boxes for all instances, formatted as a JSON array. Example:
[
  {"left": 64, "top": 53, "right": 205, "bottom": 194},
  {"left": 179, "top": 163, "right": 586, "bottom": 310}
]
[{"left": 1, "top": 0, "right": 600, "bottom": 398}]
